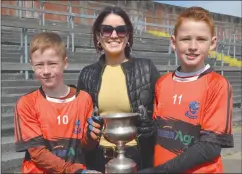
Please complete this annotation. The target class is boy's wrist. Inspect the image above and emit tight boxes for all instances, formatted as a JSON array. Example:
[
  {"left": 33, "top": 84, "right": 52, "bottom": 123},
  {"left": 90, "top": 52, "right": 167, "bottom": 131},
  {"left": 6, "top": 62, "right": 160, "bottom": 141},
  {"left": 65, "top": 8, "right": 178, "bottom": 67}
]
[{"left": 75, "top": 169, "right": 84, "bottom": 173}]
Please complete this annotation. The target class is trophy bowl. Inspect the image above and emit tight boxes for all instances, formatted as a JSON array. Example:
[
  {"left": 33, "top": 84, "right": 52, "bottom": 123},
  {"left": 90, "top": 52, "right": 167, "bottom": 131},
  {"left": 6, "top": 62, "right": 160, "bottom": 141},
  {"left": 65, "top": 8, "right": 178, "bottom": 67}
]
[{"left": 101, "top": 112, "right": 139, "bottom": 174}]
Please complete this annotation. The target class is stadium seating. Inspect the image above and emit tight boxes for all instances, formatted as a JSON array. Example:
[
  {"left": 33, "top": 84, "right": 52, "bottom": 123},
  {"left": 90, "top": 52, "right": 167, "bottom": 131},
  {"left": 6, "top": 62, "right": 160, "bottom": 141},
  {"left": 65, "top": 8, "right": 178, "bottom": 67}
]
[{"left": 1, "top": 11, "right": 242, "bottom": 173}]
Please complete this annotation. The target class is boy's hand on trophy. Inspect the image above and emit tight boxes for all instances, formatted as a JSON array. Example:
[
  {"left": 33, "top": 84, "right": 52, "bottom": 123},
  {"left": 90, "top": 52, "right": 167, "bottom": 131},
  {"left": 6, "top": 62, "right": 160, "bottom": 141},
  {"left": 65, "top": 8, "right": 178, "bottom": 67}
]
[{"left": 87, "top": 116, "right": 104, "bottom": 140}]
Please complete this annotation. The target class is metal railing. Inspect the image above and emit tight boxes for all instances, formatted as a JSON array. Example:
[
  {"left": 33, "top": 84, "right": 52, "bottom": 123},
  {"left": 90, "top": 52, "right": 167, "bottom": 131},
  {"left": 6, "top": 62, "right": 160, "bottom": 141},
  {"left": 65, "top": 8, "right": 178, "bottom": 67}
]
[{"left": 1, "top": 1, "right": 241, "bottom": 80}]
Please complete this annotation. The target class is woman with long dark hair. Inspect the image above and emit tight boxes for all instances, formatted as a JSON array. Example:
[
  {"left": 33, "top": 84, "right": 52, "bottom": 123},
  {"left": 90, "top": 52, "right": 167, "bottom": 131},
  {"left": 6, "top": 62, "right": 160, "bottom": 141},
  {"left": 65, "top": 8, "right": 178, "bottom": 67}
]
[{"left": 77, "top": 6, "right": 160, "bottom": 173}]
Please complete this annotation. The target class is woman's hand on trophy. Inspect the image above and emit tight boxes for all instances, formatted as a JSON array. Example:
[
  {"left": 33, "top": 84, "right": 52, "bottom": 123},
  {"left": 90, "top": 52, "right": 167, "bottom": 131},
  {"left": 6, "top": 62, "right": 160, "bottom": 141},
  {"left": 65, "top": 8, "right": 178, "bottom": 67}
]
[
  {"left": 87, "top": 116, "right": 104, "bottom": 140},
  {"left": 137, "top": 106, "right": 156, "bottom": 138},
  {"left": 137, "top": 120, "right": 156, "bottom": 138}
]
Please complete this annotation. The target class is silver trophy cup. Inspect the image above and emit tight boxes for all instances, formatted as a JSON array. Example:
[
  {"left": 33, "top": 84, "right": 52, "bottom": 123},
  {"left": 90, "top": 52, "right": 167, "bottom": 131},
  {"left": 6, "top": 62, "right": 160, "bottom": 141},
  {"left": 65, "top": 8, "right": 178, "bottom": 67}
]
[{"left": 101, "top": 112, "right": 139, "bottom": 174}]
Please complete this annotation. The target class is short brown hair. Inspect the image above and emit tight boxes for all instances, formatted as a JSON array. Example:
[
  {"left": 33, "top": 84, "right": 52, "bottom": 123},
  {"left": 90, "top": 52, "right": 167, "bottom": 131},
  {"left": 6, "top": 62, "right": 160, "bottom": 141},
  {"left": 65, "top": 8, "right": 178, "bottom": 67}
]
[
  {"left": 29, "top": 32, "right": 66, "bottom": 59},
  {"left": 174, "top": 7, "right": 215, "bottom": 36}
]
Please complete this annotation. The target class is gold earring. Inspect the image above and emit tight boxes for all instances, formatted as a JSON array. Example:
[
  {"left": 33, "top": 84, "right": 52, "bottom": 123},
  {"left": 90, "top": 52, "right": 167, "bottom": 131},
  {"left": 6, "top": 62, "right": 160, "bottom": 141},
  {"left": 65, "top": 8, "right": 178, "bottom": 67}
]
[{"left": 97, "top": 41, "right": 102, "bottom": 48}]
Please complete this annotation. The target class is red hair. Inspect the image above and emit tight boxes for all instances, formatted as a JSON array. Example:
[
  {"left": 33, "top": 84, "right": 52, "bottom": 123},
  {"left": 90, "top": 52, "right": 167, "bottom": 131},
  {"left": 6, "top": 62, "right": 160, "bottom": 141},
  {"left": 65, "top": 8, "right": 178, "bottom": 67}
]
[
  {"left": 174, "top": 6, "right": 215, "bottom": 36},
  {"left": 29, "top": 32, "right": 66, "bottom": 60}
]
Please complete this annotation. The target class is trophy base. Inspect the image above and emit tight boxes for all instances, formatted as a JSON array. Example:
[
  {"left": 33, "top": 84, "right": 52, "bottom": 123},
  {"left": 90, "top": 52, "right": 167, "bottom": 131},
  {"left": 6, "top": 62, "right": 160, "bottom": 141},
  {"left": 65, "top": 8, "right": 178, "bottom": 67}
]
[{"left": 105, "top": 157, "right": 137, "bottom": 173}]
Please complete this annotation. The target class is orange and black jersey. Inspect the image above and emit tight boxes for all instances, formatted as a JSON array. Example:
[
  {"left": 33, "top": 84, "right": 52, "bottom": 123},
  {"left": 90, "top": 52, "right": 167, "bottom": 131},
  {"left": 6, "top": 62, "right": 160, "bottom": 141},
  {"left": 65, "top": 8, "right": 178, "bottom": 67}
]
[
  {"left": 14, "top": 86, "right": 94, "bottom": 173},
  {"left": 153, "top": 65, "right": 233, "bottom": 173}
]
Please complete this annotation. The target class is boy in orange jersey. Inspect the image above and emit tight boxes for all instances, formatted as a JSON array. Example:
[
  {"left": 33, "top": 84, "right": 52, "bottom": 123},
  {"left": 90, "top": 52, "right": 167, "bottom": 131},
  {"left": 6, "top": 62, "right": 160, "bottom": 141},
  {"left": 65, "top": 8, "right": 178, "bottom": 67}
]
[
  {"left": 138, "top": 7, "right": 233, "bottom": 173},
  {"left": 14, "top": 32, "right": 103, "bottom": 174}
]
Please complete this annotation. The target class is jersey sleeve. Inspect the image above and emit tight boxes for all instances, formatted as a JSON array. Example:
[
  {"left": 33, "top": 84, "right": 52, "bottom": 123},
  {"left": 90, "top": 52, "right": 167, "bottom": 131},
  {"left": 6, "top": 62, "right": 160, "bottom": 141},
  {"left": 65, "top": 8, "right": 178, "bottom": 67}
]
[
  {"left": 200, "top": 77, "right": 233, "bottom": 148},
  {"left": 28, "top": 146, "right": 85, "bottom": 173},
  {"left": 14, "top": 96, "right": 45, "bottom": 152},
  {"left": 80, "top": 92, "right": 97, "bottom": 149},
  {"left": 153, "top": 73, "right": 170, "bottom": 119}
]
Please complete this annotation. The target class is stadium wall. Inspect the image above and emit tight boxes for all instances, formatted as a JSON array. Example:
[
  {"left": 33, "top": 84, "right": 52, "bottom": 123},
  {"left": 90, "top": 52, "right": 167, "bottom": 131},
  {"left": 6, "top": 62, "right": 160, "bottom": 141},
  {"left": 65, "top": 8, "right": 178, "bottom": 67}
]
[{"left": 1, "top": 0, "right": 241, "bottom": 40}]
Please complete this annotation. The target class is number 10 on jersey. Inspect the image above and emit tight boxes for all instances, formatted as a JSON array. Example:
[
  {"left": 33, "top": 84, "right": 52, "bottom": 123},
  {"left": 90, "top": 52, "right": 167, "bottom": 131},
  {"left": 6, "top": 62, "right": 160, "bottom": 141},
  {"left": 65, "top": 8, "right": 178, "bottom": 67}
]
[
  {"left": 173, "top": 94, "right": 183, "bottom": 105},
  {"left": 57, "top": 115, "right": 69, "bottom": 125}
]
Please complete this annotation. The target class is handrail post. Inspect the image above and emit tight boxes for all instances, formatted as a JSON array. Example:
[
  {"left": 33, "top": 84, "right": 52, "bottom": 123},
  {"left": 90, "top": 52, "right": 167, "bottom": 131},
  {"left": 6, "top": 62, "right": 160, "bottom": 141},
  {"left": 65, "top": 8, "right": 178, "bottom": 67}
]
[
  {"left": 233, "top": 33, "right": 236, "bottom": 59},
  {"left": 40, "top": 0, "right": 45, "bottom": 31},
  {"left": 175, "top": 51, "right": 178, "bottom": 66},
  {"left": 221, "top": 44, "right": 225, "bottom": 76},
  {"left": 16, "top": 0, "right": 19, "bottom": 17},
  {"left": 168, "top": 28, "right": 173, "bottom": 54},
  {"left": 168, "top": 28, "right": 174, "bottom": 66},
  {"left": 66, "top": 1, "right": 71, "bottom": 51},
  {"left": 23, "top": 28, "right": 29, "bottom": 80},
  {"left": 19, "top": 0, "right": 23, "bottom": 18},
  {"left": 214, "top": 26, "right": 220, "bottom": 67},
  {"left": 20, "top": 26, "right": 24, "bottom": 74},
  {"left": 221, "top": 50, "right": 224, "bottom": 76},
  {"left": 68, "top": 1, "right": 75, "bottom": 52},
  {"left": 227, "top": 30, "right": 232, "bottom": 56},
  {"left": 70, "top": 15, "right": 74, "bottom": 52}
]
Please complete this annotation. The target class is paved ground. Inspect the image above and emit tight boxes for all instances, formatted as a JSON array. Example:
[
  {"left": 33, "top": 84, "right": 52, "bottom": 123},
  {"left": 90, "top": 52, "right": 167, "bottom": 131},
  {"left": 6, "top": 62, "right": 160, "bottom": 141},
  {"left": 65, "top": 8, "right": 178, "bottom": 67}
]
[
  {"left": 223, "top": 152, "right": 242, "bottom": 173},
  {"left": 4, "top": 125, "right": 242, "bottom": 173},
  {"left": 223, "top": 125, "right": 242, "bottom": 173}
]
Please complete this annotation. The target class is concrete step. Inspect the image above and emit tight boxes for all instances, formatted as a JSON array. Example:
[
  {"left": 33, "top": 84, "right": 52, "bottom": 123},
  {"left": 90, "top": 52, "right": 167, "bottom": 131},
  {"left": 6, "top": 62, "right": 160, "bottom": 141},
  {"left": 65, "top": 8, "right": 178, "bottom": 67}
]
[
  {"left": 1, "top": 34, "right": 169, "bottom": 47},
  {"left": 1, "top": 44, "right": 22, "bottom": 50},
  {"left": 2, "top": 89, "right": 241, "bottom": 104},
  {"left": 1, "top": 51, "right": 174, "bottom": 59},
  {"left": 1, "top": 56, "right": 173, "bottom": 65},
  {"left": 1, "top": 68, "right": 240, "bottom": 80},
  {"left": 0, "top": 49, "right": 231, "bottom": 66},
  {"left": 2, "top": 123, "right": 14, "bottom": 137},
  {"left": 2, "top": 86, "right": 39, "bottom": 94},
  {"left": 1, "top": 53, "right": 173, "bottom": 61},
  {"left": 1, "top": 130, "right": 241, "bottom": 173},
  {"left": 222, "top": 71, "right": 242, "bottom": 75},
  {"left": 2, "top": 94, "right": 23, "bottom": 104},
  {"left": 225, "top": 76, "right": 242, "bottom": 80},
  {"left": 2, "top": 107, "right": 241, "bottom": 138},
  {"left": 222, "top": 131, "right": 242, "bottom": 157},
  {"left": 2, "top": 136, "right": 16, "bottom": 153},
  {"left": 1, "top": 49, "right": 22, "bottom": 54},
  {"left": 1, "top": 73, "right": 28, "bottom": 80},
  {"left": 2, "top": 112, "right": 14, "bottom": 125},
  {"left": 1, "top": 26, "right": 167, "bottom": 43},
  {"left": 232, "top": 84, "right": 242, "bottom": 91},
  {"left": 0, "top": 48, "right": 232, "bottom": 67},
  {"left": 1, "top": 57, "right": 98, "bottom": 64},
  {"left": 229, "top": 79, "right": 242, "bottom": 85},
  {"left": 2, "top": 103, "right": 15, "bottom": 115},
  {"left": 233, "top": 109, "right": 242, "bottom": 126},
  {"left": 1, "top": 151, "right": 24, "bottom": 173},
  {"left": 1, "top": 79, "right": 78, "bottom": 87},
  {"left": 1, "top": 73, "right": 81, "bottom": 81},
  {"left": 234, "top": 95, "right": 242, "bottom": 104},
  {"left": 2, "top": 37, "right": 169, "bottom": 53},
  {"left": 1, "top": 78, "right": 241, "bottom": 92},
  {"left": 234, "top": 89, "right": 242, "bottom": 96}
]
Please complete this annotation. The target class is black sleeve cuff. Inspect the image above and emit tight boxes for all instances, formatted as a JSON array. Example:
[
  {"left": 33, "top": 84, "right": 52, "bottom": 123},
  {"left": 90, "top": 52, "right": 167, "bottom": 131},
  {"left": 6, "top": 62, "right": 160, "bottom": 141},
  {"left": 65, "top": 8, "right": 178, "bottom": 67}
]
[
  {"left": 15, "top": 136, "right": 46, "bottom": 152},
  {"left": 75, "top": 169, "right": 84, "bottom": 173},
  {"left": 200, "top": 130, "right": 234, "bottom": 148}
]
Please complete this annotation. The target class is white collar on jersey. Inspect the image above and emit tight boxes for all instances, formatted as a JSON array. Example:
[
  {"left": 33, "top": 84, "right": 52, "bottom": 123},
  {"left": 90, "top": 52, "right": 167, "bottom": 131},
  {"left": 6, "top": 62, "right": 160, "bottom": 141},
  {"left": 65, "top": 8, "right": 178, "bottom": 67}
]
[
  {"left": 45, "top": 87, "right": 76, "bottom": 103},
  {"left": 46, "top": 95, "right": 76, "bottom": 103},
  {"left": 173, "top": 64, "right": 210, "bottom": 82}
]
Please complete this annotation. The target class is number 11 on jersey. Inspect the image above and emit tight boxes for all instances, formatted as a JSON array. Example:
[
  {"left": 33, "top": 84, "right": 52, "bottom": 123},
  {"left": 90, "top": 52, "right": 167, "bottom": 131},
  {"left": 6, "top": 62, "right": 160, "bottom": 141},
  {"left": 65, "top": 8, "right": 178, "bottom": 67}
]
[{"left": 173, "top": 94, "right": 183, "bottom": 105}]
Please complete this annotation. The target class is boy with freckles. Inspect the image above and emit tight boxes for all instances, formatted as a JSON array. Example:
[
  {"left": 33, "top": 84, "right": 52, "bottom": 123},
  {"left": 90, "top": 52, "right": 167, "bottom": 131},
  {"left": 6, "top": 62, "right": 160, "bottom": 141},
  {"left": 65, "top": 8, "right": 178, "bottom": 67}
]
[
  {"left": 138, "top": 6, "right": 234, "bottom": 173},
  {"left": 14, "top": 32, "right": 102, "bottom": 174}
]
